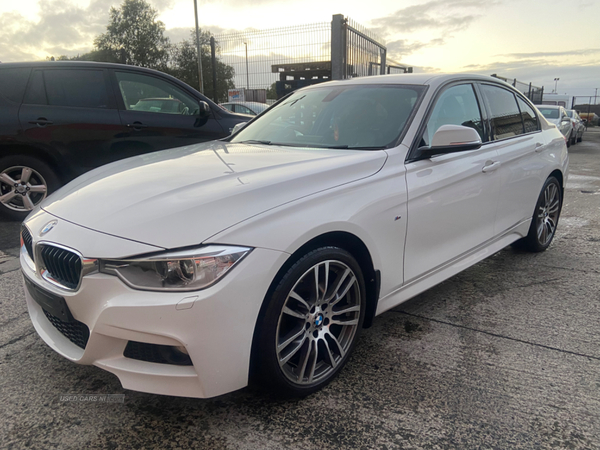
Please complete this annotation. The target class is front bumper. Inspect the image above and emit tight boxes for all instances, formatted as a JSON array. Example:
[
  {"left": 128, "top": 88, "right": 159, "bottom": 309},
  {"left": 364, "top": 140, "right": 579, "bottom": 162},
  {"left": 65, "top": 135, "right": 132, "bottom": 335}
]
[{"left": 21, "top": 211, "right": 288, "bottom": 398}]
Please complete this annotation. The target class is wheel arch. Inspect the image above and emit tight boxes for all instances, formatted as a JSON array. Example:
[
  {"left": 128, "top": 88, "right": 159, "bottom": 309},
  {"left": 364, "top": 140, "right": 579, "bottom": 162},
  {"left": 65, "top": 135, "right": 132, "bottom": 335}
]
[
  {"left": 248, "top": 230, "right": 380, "bottom": 385},
  {"left": 549, "top": 168, "right": 564, "bottom": 199},
  {"left": 0, "top": 145, "right": 69, "bottom": 183},
  {"left": 251, "top": 231, "right": 379, "bottom": 360}
]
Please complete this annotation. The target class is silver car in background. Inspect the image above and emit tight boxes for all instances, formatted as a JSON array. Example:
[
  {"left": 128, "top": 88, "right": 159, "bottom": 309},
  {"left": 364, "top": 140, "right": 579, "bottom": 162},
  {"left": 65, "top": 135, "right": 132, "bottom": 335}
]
[
  {"left": 566, "top": 109, "right": 585, "bottom": 143},
  {"left": 537, "top": 105, "right": 574, "bottom": 147}
]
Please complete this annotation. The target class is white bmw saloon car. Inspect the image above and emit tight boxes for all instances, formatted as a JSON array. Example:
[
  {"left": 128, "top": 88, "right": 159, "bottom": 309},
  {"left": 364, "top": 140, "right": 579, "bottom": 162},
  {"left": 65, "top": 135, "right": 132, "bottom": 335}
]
[{"left": 20, "top": 74, "right": 568, "bottom": 398}]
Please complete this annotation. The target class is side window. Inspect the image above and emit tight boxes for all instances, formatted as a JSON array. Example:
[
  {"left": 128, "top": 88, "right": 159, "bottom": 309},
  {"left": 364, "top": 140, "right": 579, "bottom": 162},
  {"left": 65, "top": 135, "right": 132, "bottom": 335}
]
[
  {"left": 422, "top": 84, "right": 484, "bottom": 147},
  {"left": 44, "top": 69, "right": 109, "bottom": 108},
  {"left": 115, "top": 72, "right": 199, "bottom": 115},
  {"left": 23, "top": 71, "right": 48, "bottom": 105},
  {"left": 480, "top": 85, "right": 523, "bottom": 140},
  {"left": 516, "top": 97, "right": 540, "bottom": 133},
  {"left": 0, "top": 68, "right": 32, "bottom": 103},
  {"left": 222, "top": 104, "right": 234, "bottom": 112},
  {"left": 236, "top": 105, "right": 253, "bottom": 115}
]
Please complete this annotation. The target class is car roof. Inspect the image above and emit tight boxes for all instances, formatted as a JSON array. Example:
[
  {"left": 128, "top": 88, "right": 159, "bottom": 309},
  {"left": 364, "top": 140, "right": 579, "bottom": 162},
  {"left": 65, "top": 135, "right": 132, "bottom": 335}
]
[
  {"left": 538, "top": 105, "right": 562, "bottom": 109},
  {"left": 300, "top": 73, "right": 513, "bottom": 90}
]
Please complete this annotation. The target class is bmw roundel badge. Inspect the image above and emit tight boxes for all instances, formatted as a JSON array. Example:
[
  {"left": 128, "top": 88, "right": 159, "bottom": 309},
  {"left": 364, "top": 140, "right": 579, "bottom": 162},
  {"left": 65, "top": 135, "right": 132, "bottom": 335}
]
[{"left": 40, "top": 220, "right": 58, "bottom": 236}]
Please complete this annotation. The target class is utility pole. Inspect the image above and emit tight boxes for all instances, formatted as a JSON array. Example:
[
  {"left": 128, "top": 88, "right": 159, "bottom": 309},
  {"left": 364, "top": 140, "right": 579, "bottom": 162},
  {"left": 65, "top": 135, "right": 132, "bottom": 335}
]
[
  {"left": 244, "top": 42, "right": 249, "bottom": 90},
  {"left": 193, "top": 0, "right": 204, "bottom": 94},
  {"left": 594, "top": 88, "right": 598, "bottom": 105}
]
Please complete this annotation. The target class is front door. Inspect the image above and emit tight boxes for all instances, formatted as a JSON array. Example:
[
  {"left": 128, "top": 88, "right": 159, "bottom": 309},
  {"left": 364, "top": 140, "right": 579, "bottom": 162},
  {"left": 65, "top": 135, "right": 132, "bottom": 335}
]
[
  {"left": 404, "top": 83, "right": 500, "bottom": 282},
  {"left": 112, "top": 70, "right": 225, "bottom": 157}
]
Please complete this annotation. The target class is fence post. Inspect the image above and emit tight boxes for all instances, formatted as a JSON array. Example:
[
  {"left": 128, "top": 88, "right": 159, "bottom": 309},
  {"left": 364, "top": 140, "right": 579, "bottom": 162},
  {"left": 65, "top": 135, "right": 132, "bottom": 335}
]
[
  {"left": 331, "top": 14, "right": 346, "bottom": 80},
  {"left": 380, "top": 48, "right": 386, "bottom": 75},
  {"left": 210, "top": 37, "right": 217, "bottom": 103}
]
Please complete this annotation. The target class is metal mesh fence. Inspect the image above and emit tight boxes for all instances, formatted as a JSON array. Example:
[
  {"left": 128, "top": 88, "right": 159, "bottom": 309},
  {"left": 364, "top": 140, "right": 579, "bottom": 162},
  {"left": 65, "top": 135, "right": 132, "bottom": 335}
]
[
  {"left": 491, "top": 74, "right": 543, "bottom": 103},
  {"left": 344, "top": 18, "right": 386, "bottom": 78},
  {"left": 213, "top": 22, "right": 331, "bottom": 100}
]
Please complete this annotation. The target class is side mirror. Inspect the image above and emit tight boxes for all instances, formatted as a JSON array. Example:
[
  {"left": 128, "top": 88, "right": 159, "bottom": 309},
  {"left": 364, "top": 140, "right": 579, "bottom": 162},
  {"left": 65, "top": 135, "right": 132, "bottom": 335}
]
[
  {"left": 198, "top": 101, "right": 211, "bottom": 118},
  {"left": 230, "top": 121, "right": 247, "bottom": 135},
  {"left": 561, "top": 117, "right": 571, "bottom": 123},
  {"left": 418, "top": 125, "right": 482, "bottom": 159}
]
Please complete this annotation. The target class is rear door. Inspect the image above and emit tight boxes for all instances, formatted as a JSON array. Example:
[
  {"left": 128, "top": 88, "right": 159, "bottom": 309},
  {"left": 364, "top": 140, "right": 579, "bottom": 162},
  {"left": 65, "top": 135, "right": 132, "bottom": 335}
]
[
  {"left": 112, "top": 70, "right": 225, "bottom": 153},
  {"left": 18, "top": 68, "right": 122, "bottom": 175},
  {"left": 478, "top": 84, "right": 546, "bottom": 235}
]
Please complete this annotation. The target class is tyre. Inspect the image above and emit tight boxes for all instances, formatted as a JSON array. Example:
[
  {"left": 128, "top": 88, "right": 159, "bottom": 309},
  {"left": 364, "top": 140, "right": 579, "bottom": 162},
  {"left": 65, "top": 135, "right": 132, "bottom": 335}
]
[
  {"left": 0, "top": 155, "right": 60, "bottom": 221},
  {"left": 571, "top": 132, "right": 577, "bottom": 146},
  {"left": 577, "top": 134, "right": 582, "bottom": 143},
  {"left": 513, "top": 176, "right": 562, "bottom": 252},
  {"left": 252, "top": 247, "right": 366, "bottom": 397}
]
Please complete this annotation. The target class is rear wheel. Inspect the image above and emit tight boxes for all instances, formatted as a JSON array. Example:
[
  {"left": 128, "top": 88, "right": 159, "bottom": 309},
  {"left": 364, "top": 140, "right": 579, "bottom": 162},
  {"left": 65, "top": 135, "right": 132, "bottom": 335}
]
[
  {"left": 252, "top": 247, "right": 365, "bottom": 397},
  {"left": 513, "top": 176, "right": 562, "bottom": 252},
  {"left": 0, "top": 156, "right": 60, "bottom": 220}
]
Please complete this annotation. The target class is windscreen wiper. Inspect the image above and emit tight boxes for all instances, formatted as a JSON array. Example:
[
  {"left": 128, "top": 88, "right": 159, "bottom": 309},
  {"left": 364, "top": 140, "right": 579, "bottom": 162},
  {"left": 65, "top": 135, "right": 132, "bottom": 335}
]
[
  {"left": 238, "top": 140, "right": 272, "bottom": 145},
  {"left": 322, "top": 145, "right": 387, "bottom": 150}
]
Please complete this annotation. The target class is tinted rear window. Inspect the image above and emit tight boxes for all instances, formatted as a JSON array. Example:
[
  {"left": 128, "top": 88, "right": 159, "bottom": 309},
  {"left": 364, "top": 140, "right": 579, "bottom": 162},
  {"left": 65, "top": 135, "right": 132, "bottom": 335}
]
[
  {"left": 480, "top": 84, "right": 523, "bottom": 140},
  {"left": 538, "top": 108, "right": 559, "bottom": 119},
  {"left": 44, "top": 69, "right": 109, "bottom": 108},
  {"left": 0, "top": 68, "right": 31, "bottom": 103}
]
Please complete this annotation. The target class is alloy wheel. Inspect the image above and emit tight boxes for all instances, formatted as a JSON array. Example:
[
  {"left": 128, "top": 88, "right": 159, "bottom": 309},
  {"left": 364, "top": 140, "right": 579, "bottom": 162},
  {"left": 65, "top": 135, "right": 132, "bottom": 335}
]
[
  {"left": 536, "top": 181, "right": 560, "bottom": 246},
  {"left": 275, "top": 260, "right": 361, "bottom": 385},
  {"left": 0, "top": 166, "right": 48, "bottom": 212}
]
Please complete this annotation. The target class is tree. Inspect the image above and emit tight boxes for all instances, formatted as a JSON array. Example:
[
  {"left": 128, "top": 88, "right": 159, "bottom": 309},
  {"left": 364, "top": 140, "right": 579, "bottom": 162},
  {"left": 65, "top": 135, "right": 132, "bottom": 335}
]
[
  {"left": 267, "top": 82, "right": 277, "bottom": 100},
  {"left": 94, "top": 0, "right": 170, "bottom": 69},
  {"left": 166, "top": 31, "right": 235, "bottom": 103}
]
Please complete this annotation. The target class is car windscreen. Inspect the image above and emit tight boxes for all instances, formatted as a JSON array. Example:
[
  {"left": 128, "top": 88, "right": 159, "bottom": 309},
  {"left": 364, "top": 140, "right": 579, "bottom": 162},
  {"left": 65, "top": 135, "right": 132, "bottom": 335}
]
[
  {"left": 539, "top": 108, "right": 559, "bottom": 119},
  {"left": 230, "top": 84, "right": 424, "bottom": 149}
]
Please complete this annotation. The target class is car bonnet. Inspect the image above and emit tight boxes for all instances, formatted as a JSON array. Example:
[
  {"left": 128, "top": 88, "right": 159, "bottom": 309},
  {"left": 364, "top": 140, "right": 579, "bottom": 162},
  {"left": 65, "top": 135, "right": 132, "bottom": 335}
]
[{"left": 40, "top": 141, "right": 387, "bottom": 250}]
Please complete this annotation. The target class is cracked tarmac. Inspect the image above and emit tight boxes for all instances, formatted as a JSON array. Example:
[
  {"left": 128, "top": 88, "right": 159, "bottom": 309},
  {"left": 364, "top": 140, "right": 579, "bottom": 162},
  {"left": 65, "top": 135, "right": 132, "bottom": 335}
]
[{"left": 1, "top": 129, "right": 600, "bottom": 449}]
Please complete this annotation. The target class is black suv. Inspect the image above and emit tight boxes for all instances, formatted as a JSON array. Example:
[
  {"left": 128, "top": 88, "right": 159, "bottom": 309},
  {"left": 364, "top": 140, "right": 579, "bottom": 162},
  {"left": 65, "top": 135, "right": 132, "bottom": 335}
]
[{"left": 0, "top": 61, "right": 250, "bottom": 219}]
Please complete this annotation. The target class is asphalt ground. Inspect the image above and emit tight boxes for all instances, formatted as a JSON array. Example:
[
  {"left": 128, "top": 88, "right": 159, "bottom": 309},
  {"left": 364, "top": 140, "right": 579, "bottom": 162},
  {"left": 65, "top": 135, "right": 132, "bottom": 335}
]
[{"left": 1, "top": 129, "right": 599, "bottom": 449}]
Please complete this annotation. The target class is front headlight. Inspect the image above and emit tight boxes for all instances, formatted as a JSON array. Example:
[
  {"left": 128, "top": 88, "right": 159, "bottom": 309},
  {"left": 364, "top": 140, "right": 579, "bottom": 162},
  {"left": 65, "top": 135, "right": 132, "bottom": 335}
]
[{"left": 99, "top": 245, "right": 252, "bottom": 291}]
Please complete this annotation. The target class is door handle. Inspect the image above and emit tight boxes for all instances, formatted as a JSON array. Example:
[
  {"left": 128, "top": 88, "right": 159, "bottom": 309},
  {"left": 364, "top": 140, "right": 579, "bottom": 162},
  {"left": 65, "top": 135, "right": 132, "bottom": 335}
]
[
  {"left": 28, "top": 118, "right": 53, "bottom": 126},
  {"left": 126, "top": 122, "right": 148, "bottom": 129},
  {"left": 535, "top": 142, "right": 546, "bottom": 153},
  {"left": 482, "top": 161, "right": 501, "bottom": 173}
]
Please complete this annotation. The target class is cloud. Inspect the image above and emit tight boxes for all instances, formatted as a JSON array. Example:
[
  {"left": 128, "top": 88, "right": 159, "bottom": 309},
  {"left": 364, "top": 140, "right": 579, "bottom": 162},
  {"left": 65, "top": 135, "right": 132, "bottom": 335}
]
[
  {"left": 370, "top": 0, "right": 496, "bottom": 35},
  {"left": 386, "top": 38, "right": 445, "bottom": 60},
  {"left": 0, "top": 0, "right": 115, "bottom": 61},
  {"left": 369, "top": 0, "right": 500, "bottom": 62},
  {"left": 496, "top": 48, "right": 600, "bottom": 59},
  {"left": 459, "top": 59, "right": 600, "bottom": 94}
]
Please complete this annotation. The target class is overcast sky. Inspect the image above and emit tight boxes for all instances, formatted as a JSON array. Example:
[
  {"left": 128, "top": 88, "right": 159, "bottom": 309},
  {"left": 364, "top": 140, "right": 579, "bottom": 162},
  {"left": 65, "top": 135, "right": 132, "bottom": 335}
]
[{"left": 1, "top": 0, "right": 599, "bottom": 101}]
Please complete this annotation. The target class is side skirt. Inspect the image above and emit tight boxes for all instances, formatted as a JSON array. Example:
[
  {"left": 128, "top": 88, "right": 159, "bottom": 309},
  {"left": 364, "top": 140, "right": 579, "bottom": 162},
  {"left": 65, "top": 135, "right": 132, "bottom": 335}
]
[{"left": 375, "top": 219, "right": 531, "bottom": 316}]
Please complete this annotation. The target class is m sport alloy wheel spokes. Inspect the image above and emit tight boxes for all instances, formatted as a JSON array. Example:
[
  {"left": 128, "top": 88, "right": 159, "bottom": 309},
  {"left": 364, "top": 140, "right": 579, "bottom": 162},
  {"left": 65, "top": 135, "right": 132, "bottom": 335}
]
[{"left": 275, "top": 259, "right": 361, "bottom": 385}]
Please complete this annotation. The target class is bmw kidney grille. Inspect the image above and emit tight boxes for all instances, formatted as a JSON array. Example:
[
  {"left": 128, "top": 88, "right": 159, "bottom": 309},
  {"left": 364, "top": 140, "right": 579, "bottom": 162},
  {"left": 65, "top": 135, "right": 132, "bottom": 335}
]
[{"left": 39, "top": 245, "right": 83, "bottom": 290}]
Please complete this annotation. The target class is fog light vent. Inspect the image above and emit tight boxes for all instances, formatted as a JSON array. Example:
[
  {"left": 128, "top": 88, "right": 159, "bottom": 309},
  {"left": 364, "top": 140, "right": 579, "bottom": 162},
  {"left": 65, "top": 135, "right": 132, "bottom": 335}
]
[{"left": 124, "top": 341, "right": 192, "bottom": 366}]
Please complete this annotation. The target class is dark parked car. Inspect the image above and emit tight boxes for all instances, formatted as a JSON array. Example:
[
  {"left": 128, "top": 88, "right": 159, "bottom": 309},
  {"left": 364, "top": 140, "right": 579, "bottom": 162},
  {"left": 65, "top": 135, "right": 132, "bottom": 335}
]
[{"left": 0, "top": 61, "right": 249, "bottom": 219}]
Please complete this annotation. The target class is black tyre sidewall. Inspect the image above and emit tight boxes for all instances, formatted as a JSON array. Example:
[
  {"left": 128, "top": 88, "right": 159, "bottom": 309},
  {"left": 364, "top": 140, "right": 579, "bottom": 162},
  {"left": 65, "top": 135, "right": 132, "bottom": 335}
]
[
  {"left": 252, "top": 246, "right": 366, "bottom": 397},
  {"left": 520, "top": 176, "right": 562, "bottom": 252},
  {"left": 0, "top": 155, "right": 60, "bottom": 221}
]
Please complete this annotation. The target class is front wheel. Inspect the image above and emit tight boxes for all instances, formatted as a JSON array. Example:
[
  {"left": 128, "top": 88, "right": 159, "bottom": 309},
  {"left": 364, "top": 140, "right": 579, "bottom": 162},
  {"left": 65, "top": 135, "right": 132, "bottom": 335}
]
[
  {"left": 252, "top": 247, "right": 365, "bottom": 397},
  {"left": 513, "top": 176, "right": 562, "bottom": 252}
]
